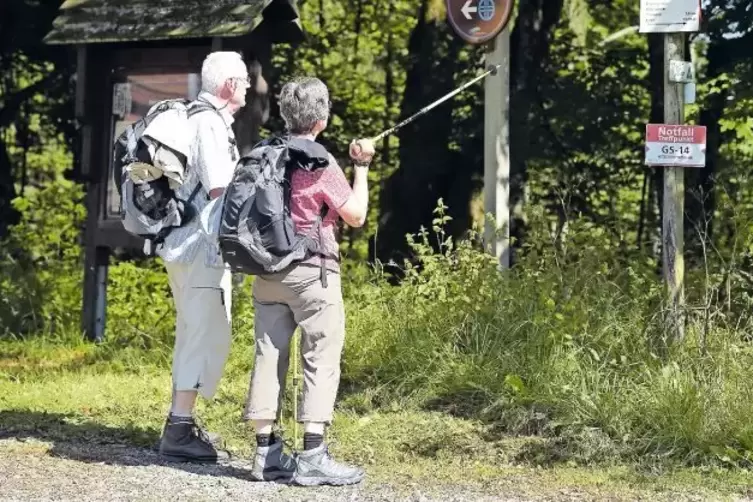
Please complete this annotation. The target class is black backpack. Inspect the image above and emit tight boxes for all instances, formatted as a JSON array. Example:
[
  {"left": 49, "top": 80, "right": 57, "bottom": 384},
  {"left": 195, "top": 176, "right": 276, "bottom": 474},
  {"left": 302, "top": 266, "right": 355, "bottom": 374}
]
[
  {"left": 218, "top": 135, "right": 336, "bottom": 286},
  {"left": 112, "top": 98, "right": 225, "bottom": 253}
]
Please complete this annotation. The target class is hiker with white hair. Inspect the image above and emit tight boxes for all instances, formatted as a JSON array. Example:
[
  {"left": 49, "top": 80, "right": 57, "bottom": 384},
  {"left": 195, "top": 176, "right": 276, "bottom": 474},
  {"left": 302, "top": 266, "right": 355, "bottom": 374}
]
[
  {"left": 231, "top": 76, "right": 374, "bottom": 485},
  {"left": 156, "top": 50, "right": 250, "bottom": 463}
]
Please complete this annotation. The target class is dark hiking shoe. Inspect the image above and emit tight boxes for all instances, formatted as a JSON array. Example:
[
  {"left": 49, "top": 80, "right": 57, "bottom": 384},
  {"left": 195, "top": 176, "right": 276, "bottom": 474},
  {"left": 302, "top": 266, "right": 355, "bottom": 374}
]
[
  {"left": 250, "top": 440, "right": 297, "bottom": 482},
  {"left": 292, "top": 444, "right": 364, "bottom": 486},
  {"left": 158, "top": 416, "right": 230, "bottom": 463},
  {"left": 154, "top": 415, "right": 223, "bottom": 451},
  {"left": 162, "top": 415, "right": 223, "bottom": 445}
]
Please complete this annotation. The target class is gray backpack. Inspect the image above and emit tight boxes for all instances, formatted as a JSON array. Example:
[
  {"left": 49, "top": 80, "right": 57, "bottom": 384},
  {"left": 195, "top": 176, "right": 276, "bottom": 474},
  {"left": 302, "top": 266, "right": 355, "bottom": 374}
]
[
  {"left": 112, "top": 99, "right": 225, "bottom": 254},
  {"left": 217, "top": 135, "right": 336, "bottom": 285}
]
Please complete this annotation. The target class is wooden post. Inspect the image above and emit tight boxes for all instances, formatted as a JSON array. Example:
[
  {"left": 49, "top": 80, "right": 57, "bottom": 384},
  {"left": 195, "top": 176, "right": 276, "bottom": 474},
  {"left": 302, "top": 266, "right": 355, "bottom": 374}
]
[
  {"left": 483, "top": 27, "right": 511, "bottom": 270},
  {"left": 77, "top": 44, "right": 109, "bottom": 343},
  {"left": 662, "top": 33, "right": 686, "bottom": 342}
]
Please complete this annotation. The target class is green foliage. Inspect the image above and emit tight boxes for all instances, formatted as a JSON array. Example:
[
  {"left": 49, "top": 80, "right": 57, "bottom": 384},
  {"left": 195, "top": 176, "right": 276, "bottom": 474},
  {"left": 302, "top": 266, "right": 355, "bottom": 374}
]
[
  {"left": 105, "top": 260, "right": 174, "bottom": 352},
  {"left": 0, "top": 177, "right": 84, "bottom": 336},
  {"left": 260, "top": 0, "right": 418, "bottom": 262}
]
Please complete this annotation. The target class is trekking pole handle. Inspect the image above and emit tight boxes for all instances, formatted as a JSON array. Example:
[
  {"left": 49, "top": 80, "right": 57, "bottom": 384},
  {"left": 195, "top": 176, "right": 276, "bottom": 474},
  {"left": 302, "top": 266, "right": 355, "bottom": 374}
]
[{"left": 349, "top": 138, "right": 373, "bottom": 162}]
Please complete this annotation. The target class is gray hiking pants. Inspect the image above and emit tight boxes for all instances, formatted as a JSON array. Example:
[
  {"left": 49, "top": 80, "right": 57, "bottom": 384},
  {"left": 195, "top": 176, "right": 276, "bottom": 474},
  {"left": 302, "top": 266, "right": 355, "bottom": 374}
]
[
  {"left": 243, "top": 264, "right": 346, "bottom": 424},
  {"left": 165, "top": 256, "right": 232, "bottom": 400}
]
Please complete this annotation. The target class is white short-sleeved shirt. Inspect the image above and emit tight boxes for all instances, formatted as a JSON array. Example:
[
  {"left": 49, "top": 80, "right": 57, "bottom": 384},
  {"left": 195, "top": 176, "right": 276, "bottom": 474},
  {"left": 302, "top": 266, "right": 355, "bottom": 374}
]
[{"left": 154, "top": 92, "right": 239, "bottom": 268}]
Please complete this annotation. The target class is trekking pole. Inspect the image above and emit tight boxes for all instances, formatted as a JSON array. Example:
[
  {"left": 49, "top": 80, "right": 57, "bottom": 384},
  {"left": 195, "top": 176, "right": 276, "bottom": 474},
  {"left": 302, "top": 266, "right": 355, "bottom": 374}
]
[
  {"left": 369, "top": 64, "right": 502, "bottom": 143},
  {"left": 292, "top": 329, "right": 300, "bottom": 450}
]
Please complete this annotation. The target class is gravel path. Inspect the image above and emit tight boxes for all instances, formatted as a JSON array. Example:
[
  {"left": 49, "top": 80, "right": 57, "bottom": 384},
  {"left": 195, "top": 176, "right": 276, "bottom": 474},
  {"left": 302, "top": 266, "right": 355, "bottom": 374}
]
[
  {"left": 1, "top": 438, "right": 749, "bottom": 502},
  {"left": 0, "top": 438, "right": 522, "bottom": 502}
]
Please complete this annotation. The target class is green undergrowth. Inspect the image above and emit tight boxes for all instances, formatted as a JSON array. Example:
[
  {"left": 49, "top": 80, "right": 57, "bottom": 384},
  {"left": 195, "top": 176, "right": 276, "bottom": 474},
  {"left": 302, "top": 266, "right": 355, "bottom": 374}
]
[{"left": 4, "top": 201, "right": 753, "bottom": 482}]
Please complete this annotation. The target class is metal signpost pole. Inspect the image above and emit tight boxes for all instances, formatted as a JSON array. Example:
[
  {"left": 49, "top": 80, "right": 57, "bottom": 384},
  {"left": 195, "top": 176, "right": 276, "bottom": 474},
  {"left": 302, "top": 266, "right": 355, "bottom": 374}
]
[
  {"left": 483, "top": 28, "right": 510, "bottom": 270},
  {"left": 445, "top": 0, "right": 514, "bottom": 270}
]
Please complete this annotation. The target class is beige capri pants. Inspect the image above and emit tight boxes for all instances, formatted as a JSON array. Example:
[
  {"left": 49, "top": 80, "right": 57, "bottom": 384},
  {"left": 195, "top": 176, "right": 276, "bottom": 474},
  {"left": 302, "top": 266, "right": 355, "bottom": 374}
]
[
  {"left": 243, "top": 264, "right": 345, "bottom": 424},
  {"left": 165, "top": 256, "right": 232, "bottom": 400}
]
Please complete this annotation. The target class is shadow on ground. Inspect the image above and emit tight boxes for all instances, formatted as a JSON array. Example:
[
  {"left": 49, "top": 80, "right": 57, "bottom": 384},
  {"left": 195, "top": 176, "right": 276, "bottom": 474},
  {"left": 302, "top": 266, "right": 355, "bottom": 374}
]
[{"left": 0, "top": 409, "right": 262, "bottom": 483}]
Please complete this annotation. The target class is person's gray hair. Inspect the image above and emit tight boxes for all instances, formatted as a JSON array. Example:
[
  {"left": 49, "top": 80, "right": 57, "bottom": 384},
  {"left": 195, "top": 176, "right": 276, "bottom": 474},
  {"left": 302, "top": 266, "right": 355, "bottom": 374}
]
[
  {"left": 201, "top": 51, "right": 247, "bottom": 94},
  {"left": 279, "top": 77, "right": 330, "bottom": 134}
]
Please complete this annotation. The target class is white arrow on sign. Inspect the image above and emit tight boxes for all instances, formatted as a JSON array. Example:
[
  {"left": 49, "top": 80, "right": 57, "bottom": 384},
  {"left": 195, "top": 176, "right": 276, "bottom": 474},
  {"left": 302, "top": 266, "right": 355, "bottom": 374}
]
[{"left": 461, "top": 0, "right": 477, "bottom": 20}]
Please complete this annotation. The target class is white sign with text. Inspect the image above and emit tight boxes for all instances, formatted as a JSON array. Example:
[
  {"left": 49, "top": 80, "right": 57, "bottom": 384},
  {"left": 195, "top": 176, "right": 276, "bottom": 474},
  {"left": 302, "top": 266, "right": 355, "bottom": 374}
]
[
  {"left": 645, "top": 124, "right": 706, "bottom": 168},
  {"left": 639, "top": 0, "right": 701, "bottom": 33}
]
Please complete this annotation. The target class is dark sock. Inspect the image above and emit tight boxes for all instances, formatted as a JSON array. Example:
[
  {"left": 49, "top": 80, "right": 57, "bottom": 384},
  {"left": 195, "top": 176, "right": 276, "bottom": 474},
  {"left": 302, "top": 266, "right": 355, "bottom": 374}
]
[
  {"left": 256, "top": 433, "right": 271, "bottom": 447},
  {"left": 303, "top": 433, "right": 323, "bottom": 451},
  {"left": 168, "top": 413, "right": 193, "bottom": 425}
]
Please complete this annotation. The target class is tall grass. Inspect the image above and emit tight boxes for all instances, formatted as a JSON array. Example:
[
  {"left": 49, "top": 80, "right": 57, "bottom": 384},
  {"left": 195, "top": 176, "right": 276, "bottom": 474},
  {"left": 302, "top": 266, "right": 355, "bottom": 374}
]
[{"left": 340, "top": 203, "right": 753, "bottom": 466}]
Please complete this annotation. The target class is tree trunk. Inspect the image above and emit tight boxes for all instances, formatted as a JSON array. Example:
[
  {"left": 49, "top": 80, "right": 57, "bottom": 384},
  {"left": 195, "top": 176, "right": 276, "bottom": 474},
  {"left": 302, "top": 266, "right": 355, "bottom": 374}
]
[
  {"left": 648, "top": 33, "right": 665, "bottom": 265},
  {"left": 368, "top": 0, "right": 396, "bottom": 263},
  {"left": 685, "top": 41, "right": 726, "bottom": 266},
  {"left": 233, "top": 57, "right": 270, "bottom": 157},
  {"left": 508, "top": 0, "right": 565, "bottom": 260},
  {"left": 0, "top": 136, "right": 19, "bottom": 238},
  {"left": 373, "top": 0, "right": 464, "bottom": 269}
]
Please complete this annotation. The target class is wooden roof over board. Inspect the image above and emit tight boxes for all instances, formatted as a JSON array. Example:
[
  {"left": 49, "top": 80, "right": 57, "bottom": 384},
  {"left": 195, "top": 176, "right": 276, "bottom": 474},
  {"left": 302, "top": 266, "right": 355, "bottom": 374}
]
[{"left": 43, "top": 0, "right": 302, "bottom": 45}]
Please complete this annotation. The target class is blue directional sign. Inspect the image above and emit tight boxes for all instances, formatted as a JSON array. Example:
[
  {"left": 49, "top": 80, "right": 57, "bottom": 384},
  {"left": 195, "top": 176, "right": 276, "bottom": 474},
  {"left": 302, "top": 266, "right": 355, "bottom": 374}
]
[{"left": 477, "top": 0, "right": 495, "bottom": 21}]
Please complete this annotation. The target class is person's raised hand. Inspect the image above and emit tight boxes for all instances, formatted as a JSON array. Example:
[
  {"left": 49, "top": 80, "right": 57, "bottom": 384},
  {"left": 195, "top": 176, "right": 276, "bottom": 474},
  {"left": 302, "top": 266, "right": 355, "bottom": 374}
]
[{"left": 349, "top": 138, "right": 375, "bottom": 166}]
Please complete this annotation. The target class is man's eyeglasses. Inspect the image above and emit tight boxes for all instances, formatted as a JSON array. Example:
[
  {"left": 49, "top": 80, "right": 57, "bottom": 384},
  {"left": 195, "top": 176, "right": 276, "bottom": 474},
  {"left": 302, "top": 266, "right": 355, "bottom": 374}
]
[{"left": 231, "top": 76, "right": 251, "bottom": 87}]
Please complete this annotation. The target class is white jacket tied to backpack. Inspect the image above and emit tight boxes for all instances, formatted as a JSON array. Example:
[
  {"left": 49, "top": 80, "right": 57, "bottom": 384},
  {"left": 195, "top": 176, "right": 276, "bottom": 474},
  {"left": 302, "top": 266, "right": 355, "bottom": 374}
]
[{"left": 137, "top": 103, "right": 194, "bottom": 188}]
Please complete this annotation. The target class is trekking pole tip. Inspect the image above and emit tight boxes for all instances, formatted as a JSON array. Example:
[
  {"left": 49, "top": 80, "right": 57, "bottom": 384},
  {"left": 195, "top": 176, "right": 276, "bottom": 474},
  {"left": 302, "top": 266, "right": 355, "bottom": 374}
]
[{"left": 487, "top": 64, "right": 502, "bottom": 76}]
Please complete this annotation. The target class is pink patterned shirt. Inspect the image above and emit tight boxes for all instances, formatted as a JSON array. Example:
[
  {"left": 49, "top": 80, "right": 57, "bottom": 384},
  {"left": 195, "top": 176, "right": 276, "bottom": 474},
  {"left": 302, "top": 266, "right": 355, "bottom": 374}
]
[{"left": 290, "top": 153, "right": 353, "bottom": 271}]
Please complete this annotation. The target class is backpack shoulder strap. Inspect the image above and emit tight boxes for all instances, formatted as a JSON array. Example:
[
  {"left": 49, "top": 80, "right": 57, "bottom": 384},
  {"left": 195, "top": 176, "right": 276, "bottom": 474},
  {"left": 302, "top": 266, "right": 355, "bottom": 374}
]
[
  {"left": 187, "top": 98, "right": 225, "bottom": 118},
  {"left": 188, "top": 98, "right": 238, "bottom": 159}
]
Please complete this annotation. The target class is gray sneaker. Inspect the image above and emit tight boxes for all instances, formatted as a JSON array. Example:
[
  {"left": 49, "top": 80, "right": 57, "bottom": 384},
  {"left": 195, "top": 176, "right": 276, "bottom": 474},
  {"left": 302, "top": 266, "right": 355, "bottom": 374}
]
[
  {"left": 158, "top": 416, "right": 230, "bottom": 463},
  {"left": 250, "top": 440, "right": 297, "bottom": 482},
  {"left": 292, "top": 444, "right": 365, "bottom": 486}
]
